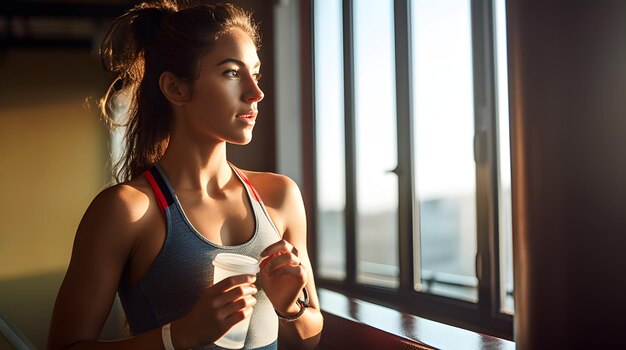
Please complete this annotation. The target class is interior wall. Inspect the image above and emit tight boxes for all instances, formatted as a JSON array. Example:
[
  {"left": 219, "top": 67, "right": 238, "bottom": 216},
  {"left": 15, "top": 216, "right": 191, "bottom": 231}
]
[
  {"left": 274, "top": 0, "right": 303, "bottom": 186},
  {"left": 0, "top": 48, "right": 111, "bottom": 349}
]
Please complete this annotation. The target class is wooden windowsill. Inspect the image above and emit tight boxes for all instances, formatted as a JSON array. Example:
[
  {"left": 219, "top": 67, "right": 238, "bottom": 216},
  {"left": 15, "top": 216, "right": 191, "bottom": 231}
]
[{"left": 317, "top": 288, "right": 515, "bottom": 350}]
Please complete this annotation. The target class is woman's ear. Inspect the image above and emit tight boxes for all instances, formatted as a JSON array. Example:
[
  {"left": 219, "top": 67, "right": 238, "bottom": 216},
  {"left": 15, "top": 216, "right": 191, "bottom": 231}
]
[{"left": 159, "top": 71, "right": 191, "bottom": 106}]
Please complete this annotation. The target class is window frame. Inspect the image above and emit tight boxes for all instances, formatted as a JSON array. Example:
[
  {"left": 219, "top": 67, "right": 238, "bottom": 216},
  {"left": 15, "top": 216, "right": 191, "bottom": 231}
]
[{"left": 306, "top": 0, "right": 513, "bottom": 339}]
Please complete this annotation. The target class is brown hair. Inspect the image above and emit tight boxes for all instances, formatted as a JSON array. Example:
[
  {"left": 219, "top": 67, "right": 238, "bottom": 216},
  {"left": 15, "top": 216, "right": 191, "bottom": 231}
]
[{"left": 99, "top": 0, "right": 260, "bottom": 183}]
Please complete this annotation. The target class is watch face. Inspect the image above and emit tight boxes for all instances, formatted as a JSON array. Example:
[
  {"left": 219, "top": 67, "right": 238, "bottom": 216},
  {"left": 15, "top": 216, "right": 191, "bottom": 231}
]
[{"left": 300, "top": 286, "right": 310, "bottom": 307}]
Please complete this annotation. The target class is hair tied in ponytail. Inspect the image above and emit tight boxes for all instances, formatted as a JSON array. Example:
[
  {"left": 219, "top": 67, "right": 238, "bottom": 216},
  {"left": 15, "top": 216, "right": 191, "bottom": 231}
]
[{"left": 130, "top": 6, "right": 174, "bottom": 51}]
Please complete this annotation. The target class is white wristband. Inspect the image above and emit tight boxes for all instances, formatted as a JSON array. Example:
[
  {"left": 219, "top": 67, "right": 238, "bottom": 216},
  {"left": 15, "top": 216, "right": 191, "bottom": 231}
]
[{"left": 161, "top": 323, "right": 175, "bottom": 350}]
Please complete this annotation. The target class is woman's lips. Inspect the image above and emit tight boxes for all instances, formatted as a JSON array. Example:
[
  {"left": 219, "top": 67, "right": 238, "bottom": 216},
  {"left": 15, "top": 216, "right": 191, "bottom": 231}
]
[{"left": 236, "top": 111, "right": 257, "bottom": 124}]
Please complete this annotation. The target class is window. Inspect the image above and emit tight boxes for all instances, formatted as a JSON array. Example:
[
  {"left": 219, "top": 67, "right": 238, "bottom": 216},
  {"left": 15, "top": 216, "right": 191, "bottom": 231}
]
[
  {"left": 314, "top": 0, "right": 346, "bottom": 281},
  {"left": 494, "top": 0, "right": 514, "bottom": 315},
  {"left": 411, "top": 0, "right": 477, "bottom": 303},
  {"left": 312, "top": 0, "right": 513, "bottom": 337},
  {"left": 352, "top": 0, "right": 399, "bottom": 288}
]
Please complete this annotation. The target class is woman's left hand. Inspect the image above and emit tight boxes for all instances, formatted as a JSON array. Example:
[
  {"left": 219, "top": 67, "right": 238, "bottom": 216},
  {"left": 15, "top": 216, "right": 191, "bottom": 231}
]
[{"left": 259, "top": 239, "right": 308, "bottom": 317}]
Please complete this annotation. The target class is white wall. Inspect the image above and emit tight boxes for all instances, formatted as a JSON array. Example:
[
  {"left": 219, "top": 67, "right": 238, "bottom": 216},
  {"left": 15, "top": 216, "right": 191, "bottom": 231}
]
[{"left": 274, "top": 0, "right": 304, "bottom": 185}]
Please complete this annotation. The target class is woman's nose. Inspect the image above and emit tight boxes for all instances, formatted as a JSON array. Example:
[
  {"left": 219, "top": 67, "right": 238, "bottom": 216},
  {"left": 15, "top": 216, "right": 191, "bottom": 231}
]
[{"left": 245, "top": 80, "right": 264, "bottom": 103}]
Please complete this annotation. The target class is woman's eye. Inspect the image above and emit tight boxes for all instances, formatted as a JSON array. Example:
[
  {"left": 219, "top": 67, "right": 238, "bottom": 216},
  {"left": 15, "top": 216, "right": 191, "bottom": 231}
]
[
  {"left": 224, "top": 69, "right": 240, "bottom": 78},
  {"left": 253, "top": 73, "right": 262, "bottom": 83}
]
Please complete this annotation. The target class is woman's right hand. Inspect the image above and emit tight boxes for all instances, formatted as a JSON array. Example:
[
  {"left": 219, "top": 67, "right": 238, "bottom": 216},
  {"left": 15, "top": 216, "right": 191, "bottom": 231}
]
[{"left": 173, "top": 274, "right": 258, "bottom": 349}]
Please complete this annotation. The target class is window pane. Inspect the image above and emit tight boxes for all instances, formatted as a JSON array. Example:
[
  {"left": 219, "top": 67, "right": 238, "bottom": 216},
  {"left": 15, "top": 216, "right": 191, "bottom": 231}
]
[
  {"left": 354, "top": 0, "right": 399, "bottom": 288},
  {"left": 411, "top": 0, "right": 477, "bottom": 301},
  {"left": 314, "top": 0, "right": 346, "bottom": 280},
  {"left": 495, "top": 0, "right": 514, "bottom": 315}
]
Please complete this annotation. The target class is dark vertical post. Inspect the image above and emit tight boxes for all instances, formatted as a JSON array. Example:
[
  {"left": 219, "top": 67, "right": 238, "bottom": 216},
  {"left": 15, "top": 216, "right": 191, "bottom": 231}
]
[
  {"left": 470, "top": 0, "right": 500, "bottom": 321},
  {"left": 300, "top": 0, "right": 317, "bottom": 273},
  {"left": 393, "top": 0, "right": 415, "bottom": 292},
  {"left": 508, "top": 1, "right": 626, "bottom": 348},
  {"left": 342, "top": 0, "right": 357, "bottom": 285}
]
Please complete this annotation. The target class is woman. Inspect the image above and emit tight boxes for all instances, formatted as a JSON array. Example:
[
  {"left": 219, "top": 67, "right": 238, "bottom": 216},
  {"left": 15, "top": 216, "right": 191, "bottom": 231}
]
[{"left": 47, "top": 1, "right": 323, "bottom": 349}]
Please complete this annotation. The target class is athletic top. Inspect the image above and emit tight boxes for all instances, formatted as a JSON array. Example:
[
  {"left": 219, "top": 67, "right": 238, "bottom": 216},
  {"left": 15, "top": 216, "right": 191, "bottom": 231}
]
[{"left": 117, "top": 162, "right": 281, "bottom": 349}]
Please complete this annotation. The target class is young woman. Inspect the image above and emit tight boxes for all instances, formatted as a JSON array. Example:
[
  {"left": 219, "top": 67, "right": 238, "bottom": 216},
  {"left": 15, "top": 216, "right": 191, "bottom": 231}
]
[{"left": 47, "top": 1, "right": 323, "bottom": 349}]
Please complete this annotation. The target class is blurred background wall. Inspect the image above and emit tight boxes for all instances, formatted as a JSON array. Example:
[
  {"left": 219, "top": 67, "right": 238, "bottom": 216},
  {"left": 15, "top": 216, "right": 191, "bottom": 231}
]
[
  {"left": 0, "top": 48, "right": 111, "bottom": 350},
  {"left": 0, "top": 1, "right": 278, "bottom": 348}
]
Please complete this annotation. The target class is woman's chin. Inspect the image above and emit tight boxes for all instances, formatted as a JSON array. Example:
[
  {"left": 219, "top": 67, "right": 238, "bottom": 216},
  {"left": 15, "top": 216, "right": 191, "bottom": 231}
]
[{"left": 228, "top": 134, "right": 253, "bottom": 146}]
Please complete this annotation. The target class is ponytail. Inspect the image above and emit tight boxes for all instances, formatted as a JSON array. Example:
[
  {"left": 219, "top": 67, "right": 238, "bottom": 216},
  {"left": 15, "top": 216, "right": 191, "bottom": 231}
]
[{"left": 99, "top": 1, "right": 177, "bottom": 183}]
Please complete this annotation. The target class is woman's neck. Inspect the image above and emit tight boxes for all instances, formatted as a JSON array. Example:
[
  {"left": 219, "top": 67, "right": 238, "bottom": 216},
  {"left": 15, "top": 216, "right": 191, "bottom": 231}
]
[{"left": 158, "top": 139, "right": 234, "bottom": 196}]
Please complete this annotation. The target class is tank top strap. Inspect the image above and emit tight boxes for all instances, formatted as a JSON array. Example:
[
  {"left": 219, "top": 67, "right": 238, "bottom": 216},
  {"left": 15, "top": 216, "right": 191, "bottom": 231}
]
[
  {"left": 143, "top": 165, "right": 175, "bottom": 220},
  {"left": 227, "top": 161, "right": 264, "bottom": 204},
  {"left": 228, "top": 162, "right": 282, "bottom": 239}
]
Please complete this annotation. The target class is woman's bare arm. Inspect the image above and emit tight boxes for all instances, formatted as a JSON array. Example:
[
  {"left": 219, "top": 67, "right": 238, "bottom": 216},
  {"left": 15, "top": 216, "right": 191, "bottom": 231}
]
[
  {"left": 47, "top": 184, "right": 155, "bottom": 349},
  {"left": 253, "top": 174, "right": 324, "bottom": 350},
  {"left": 48, "top": 183, "right": 259, "bottom": 350}
]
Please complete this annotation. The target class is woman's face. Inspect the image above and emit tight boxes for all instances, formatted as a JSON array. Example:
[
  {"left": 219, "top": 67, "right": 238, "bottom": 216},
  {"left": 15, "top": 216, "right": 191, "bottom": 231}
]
[{"left": 181, "top": 28, "right": 264, "bottom": 145}]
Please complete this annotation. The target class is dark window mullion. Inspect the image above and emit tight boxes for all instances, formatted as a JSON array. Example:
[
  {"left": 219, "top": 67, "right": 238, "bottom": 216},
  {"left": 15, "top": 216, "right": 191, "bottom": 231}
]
[
  {"left": 304, "top": 0, "right": 318, "bottom": 279},
  {"left": 342, "top": 0, "right": 358, "bottom": 286},
  {"left": 393, "top": 0, "right": 415, "bottom": 292},
  {"left": 470, "top": 0, "right": 501, "bottom": 319}
]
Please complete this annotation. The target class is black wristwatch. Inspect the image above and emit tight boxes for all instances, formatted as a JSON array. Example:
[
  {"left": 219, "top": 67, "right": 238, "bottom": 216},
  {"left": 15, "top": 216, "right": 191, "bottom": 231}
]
[{"left": 275, "top": 287, "right": 310, "bottom": 322}]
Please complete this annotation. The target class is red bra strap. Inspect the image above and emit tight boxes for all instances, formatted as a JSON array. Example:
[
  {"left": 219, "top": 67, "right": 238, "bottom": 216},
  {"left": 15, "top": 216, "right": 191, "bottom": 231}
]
[
  {"left": 228, "top": 162, "right": 263, "bottom": 204},
  {"left": 143, "top": 166, "right": 174, "bottom": 220}
]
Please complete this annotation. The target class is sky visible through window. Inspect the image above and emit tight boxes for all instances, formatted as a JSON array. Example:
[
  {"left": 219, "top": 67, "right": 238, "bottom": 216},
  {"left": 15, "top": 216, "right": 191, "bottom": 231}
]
[
  {"left": 314, "top": 0, "right": 512, "bottom": 305},
  {"left": 314, "top": 0, "right": 512, "bottom": 212}
]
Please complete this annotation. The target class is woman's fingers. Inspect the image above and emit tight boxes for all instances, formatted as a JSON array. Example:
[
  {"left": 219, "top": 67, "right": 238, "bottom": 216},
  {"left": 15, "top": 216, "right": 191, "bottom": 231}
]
[
  {"left": 196, "top": 276, "right": 258, "bottom": 333},
  {"left": 262, "top": 252, "right": 302, "bottom": 273},
  {"left": 199, "top": 275, "right": 257, "bottom": 317},
  {"left": 183, "top": 274, "right": 259, "bottom": 345},
  {"left": 210, "top": 274, "right": 256, "bottom": 294},
  {"left": 216, "top": 294, "right": 257, "bottom": 321},
  {"left": 207, "top": 275, "right": 257, "bottom": 306},
  {"left": 204, "top": 294, "right": 257, "bottom": 334},
  {"left": 260, "top": 239, "right": 299, "bottom": 258},
  {"left": 260, "top": 240, "right": 304, "bottom": 274},
  {"left": 213, "top": 284, "right": 258, "bottom": 308},
  {"left": 223, "top": 303, "right": 255, "bottom": 327}
]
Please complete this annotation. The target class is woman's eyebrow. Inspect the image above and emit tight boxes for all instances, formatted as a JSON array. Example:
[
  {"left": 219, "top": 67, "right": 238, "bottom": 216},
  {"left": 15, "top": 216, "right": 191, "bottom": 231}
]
[{"left": 216, "top": 58, "right": 261, "bottom": 68}]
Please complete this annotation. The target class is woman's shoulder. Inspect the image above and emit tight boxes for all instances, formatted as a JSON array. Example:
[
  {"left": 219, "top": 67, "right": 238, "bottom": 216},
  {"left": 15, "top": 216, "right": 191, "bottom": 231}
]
[
  {"left": 70, "top": 175, "right": 160, "bottom": 263},
  {"left": 237, "top": 169, "right": 306, "bottom": 239},
  {"left": 238, "top": 169, "right": 303, "bottom": 210},
  {"left": 241, "top": 169, "right": 296, "bottom": 185},
  {"left": 81, "top": 176, "right": 155, "bottom": 230},
  {"left": 99, "top": 177, "right": 151, "bottom": 208}
]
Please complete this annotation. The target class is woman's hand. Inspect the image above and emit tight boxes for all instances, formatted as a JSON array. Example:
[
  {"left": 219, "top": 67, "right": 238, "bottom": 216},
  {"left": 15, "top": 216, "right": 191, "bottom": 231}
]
[
  {"left": 259, "top": 240, "right": 308, "bottom": 317},
  {"left": 173, "top": 274, "right": 258, "bottom": 349}
]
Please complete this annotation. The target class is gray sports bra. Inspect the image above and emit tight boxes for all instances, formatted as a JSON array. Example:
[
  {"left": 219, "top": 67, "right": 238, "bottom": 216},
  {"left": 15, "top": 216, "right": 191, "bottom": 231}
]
[{"left": 117, "top": 162, "right": 280, "bottom": 349}]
